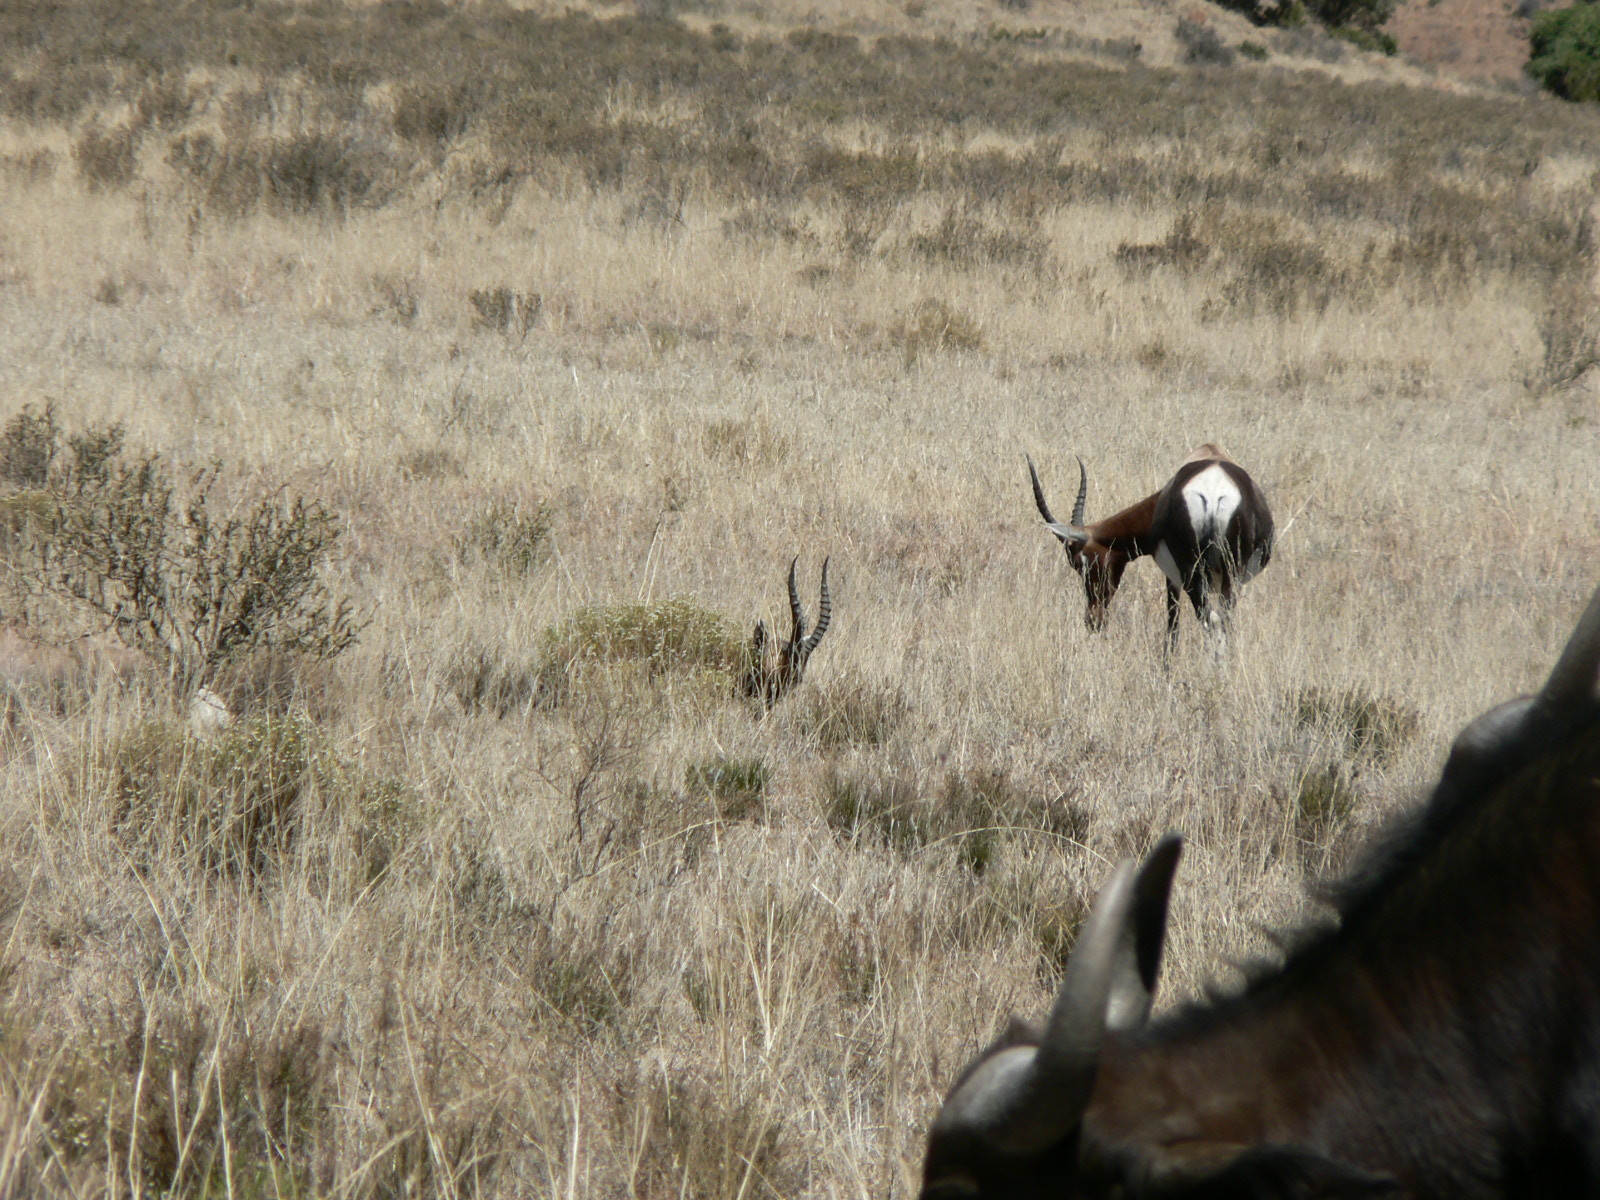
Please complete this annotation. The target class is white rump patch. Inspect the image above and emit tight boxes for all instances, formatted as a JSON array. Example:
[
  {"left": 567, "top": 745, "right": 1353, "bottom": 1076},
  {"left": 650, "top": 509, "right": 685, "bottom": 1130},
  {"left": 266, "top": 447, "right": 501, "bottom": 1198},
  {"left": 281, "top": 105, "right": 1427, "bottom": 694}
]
[{"left": 1181, "top": 464, "right": 1242, "bottom": 545}]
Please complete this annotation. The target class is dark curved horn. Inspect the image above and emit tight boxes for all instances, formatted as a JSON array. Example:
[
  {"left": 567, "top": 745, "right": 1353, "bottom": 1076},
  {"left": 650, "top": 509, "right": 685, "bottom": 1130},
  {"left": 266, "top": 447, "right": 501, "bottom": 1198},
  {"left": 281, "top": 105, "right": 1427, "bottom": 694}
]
[
  {"left": 1072, "top": 456, "right": 1088, "bottom": 527},
  {"left": 1535, "top": 582, "right": 1600, "bottom": 718},
  {"left": 1027, "top": 455, "right": 1058, "bottom": 524},
  {"left": 801, "top": 557, "right": 831, "bottom": 653},
  {"left": 1028, "top": 455, "right": 1091, "bottom": 548},
  {"left": 997, "top": 835, "right": 1183, "bottom": 1153},
  {"left": 787, "top": 555, "right": 807, "bottom": 642}
]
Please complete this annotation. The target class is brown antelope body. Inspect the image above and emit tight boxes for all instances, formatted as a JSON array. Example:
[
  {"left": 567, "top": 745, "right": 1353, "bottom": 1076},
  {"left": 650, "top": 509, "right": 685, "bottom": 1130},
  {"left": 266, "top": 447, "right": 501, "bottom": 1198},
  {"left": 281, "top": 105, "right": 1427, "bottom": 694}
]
[
  {"left": 744, "top": 556, "right": 830, "bottom": 707},
  {"left": 1028, "top": 445, "right": 1273, "bottom": 655},
  {"left": 921, "top": 582, "right": 1600, "bottom": 1199}
]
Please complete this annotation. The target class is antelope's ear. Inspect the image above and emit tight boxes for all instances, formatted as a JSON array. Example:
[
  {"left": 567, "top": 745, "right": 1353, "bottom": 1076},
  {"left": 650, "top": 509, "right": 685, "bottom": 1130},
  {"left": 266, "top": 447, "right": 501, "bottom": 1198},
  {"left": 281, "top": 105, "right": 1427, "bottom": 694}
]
[{"left": 1144, "top": 1142, "right": 1403, "bottom": 1199}]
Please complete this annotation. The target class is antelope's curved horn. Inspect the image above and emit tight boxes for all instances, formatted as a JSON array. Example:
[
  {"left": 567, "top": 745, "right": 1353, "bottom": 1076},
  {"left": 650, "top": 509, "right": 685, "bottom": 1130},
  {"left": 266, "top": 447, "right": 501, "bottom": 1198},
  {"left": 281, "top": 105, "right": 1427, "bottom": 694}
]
[
  {"left": 1028, "top": 456, "right": 1090, "bottom": 547},
  {"left": 997, "top": 835, "right": 1183, "bottom": 1154},
  {"left": 1536, "top": 582, "right": 1600, "bottom": 716},
  {"left": 787, "top": 555, "right": 807, "bottom": 641},
  {"left": 802, "top": 557, "right": 831, "bottom": 653},
  {"left": 1072, "top": 455, "right": 1088, "bottom": 527}
]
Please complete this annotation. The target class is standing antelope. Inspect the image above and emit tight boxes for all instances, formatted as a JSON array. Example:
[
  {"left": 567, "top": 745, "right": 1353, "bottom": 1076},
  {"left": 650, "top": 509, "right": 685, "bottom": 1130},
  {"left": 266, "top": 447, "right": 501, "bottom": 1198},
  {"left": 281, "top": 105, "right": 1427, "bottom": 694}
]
[
  {"left": 744, "top": 556, "right": 831, "bottom": 708},
  {"left": 919, "top": 580, "right": 1600, "bottom": 1199},
  {"left": 1027, "top": 445, "right": 1273, "bottom": 656}
]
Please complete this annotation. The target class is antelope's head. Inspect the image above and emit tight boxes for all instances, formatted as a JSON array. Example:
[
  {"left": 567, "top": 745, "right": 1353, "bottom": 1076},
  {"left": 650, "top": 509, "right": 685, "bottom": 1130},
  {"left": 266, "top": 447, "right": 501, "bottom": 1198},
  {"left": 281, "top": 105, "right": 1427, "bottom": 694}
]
[
  {"left": 921, "top": 836, "right": 1184, "bottom": 1200},
  {"left": 1027, "top": 456, "right": 1129, "bottom": 631},
  {"left": 745, "top": 556, "right": 832, "bottom": 708}
]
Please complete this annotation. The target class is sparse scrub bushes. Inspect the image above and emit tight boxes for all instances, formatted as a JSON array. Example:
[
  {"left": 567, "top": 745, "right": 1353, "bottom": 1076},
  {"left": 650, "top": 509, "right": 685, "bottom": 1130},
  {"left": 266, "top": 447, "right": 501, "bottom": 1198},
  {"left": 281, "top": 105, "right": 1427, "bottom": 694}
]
[
  {"left": 105, "top": 713, "right": 408, "bottom": 886},
  {"left": 455, "top": 499, "right": 554, "bottom": 576},
  {"left": 825, "top": 764, "right": 1086, "bottom": 874},
  {"left": 686, "top": 754, "right": 770, "bottom": 821},
  {"left": 468, "top": 286, "right": 543, "bottom": 334},
  {"left": 702, "top": 415, "right": 790, "bottom": 468},
  {"left": 793, "top": 675, "right": 908, "bottom": 750},
  {"left": 5, "top": 420, "right": 360, "bottom": 691},
  {"left": 1176, "top": 17, "right": 1237, "bottom": 66},
  {"left": 6, "top": 0, "right": 1600, "bottom": 1194},
  {"left": 72, "top": 122, "right": 141, "bottom": 190},
  {"left": 540, "top": 598, "right": 746, "bottom": 682},
  {"left": 887, "top": 298, "right": 986, "bottom": 364}
]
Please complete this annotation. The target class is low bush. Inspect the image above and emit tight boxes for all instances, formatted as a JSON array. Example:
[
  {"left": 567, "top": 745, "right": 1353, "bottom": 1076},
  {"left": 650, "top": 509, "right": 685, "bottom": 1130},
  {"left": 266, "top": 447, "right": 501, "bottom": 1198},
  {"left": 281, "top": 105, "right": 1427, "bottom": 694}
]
[
  {"left": 455, "top": 499, "right": 554, "bottom": 575},
  {"left": 10, "top": 422, "right": 361, "bottom": 690},
  {"left": 541, "top": 597, "right": 745, "bottom": 679},
  {"left": 1528, "top": 2, "right": 1600, "bottom": 101},
  {"left": 1293, "top": 685, "right": 1420, "bottom": 767}
]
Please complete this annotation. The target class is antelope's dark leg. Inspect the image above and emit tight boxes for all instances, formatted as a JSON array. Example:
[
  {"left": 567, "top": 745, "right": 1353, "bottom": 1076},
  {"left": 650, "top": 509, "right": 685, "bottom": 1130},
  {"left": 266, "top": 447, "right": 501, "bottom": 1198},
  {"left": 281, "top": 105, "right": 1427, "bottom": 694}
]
[{"left": 1165, "top": 581, "right": 1181, "bottom": 661}]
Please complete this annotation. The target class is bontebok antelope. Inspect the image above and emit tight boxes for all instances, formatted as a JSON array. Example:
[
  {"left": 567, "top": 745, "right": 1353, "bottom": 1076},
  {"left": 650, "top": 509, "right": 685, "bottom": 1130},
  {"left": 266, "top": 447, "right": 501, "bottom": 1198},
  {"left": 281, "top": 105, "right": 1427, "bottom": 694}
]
[
  {"left": 744, "top": 556, "right": 831, "bottom": 707},
  {"left": 1028, "top": 445, "right": 1273, "bottom": 655},
  {"left": 921, "top": 582, "right": 1600, "bottom": 1199}
]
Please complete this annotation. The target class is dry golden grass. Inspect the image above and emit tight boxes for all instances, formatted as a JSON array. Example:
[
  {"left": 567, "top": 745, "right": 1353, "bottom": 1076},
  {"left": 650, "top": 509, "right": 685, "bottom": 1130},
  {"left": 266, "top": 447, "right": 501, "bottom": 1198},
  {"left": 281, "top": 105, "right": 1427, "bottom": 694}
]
[{"left": 0, "top": 1, "right": 1598, "bottom": 1196}]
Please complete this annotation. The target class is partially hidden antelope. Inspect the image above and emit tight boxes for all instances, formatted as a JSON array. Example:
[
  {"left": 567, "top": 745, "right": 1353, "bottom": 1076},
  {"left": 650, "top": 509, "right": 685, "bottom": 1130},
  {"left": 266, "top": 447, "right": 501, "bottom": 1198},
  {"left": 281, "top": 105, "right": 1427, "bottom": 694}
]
[
  {"left": 744, "top": 556, "right": 831, "bottom": 708},
  {"left": 919, "top": 579, "right": 1600, "bottom": 1199},
  {"left": 1027, "top": 445, "right": 1273, "bottom": 656}
]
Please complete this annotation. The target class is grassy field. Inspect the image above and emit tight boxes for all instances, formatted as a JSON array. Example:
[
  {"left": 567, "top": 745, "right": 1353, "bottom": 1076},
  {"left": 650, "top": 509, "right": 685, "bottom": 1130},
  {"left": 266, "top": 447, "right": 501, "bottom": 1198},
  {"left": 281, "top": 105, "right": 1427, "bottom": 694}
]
[{"left": 0, "top": 1, "right": 1598, "bottom": 1196}]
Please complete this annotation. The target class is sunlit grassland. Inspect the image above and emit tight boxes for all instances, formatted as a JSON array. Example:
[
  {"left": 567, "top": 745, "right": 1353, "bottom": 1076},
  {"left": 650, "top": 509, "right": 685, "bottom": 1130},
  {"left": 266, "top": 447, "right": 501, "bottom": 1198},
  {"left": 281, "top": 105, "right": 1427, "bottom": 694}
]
[{"left": 0, "top": 2, "right": 1597, "bottom": 1196}]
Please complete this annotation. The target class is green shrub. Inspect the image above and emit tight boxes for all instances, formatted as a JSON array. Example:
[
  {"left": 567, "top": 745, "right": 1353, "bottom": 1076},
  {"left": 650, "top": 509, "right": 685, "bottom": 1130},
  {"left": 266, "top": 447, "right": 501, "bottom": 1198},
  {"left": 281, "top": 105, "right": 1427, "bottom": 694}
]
[
  {"left": 1528, "top": 3, "right": 1600, "bottom": 100},
  {"left": 10, "top": 421, "right": 360, "bottom": 689},
  {"left": 541, "top": 597, "right": 745, "bottom": 678}
]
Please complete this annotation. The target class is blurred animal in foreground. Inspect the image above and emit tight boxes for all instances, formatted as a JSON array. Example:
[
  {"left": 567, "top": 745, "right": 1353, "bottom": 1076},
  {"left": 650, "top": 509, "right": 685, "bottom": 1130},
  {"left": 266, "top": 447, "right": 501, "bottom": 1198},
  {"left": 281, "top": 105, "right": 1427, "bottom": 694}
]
[
  {"left": 744, "top": 556, "right": 830, "bottom": 708},
  {"left": 1028, "top": 445, "right": 1273, "bottom": 658},
  {"left": 921, "top": 581, "right": 1600, "bottom": 1199}
]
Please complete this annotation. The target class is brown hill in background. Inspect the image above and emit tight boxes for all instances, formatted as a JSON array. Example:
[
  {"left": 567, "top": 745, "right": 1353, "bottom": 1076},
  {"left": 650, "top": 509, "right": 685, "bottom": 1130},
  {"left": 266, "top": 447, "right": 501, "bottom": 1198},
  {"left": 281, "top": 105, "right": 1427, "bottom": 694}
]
[{"left": 1387, "top": 0, "right": 1539, "bottom": 81}]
